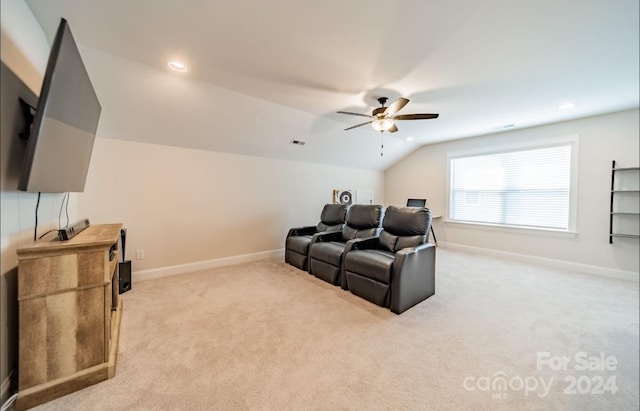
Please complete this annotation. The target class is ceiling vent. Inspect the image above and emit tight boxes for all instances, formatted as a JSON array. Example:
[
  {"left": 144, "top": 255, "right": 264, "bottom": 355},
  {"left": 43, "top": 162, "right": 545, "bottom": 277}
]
[{"left": 289, "top": 139, "right": 306, "bottom": 146}]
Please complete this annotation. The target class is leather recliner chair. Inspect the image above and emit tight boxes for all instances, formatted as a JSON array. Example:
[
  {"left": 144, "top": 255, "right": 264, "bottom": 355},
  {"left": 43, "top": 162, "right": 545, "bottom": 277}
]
[
  {"left": 285, "top": 204, "right": 347, "bottom": 271},
  {"left": 343, "top": 206, "right": 435, "bottom": 314},
  {"left": 308, "top": 204, "right": 383, "bottom": 286}
]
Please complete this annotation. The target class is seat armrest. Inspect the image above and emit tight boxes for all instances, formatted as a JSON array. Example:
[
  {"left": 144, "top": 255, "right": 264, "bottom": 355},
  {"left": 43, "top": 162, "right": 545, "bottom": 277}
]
[
  {"left": 312, "top": 230, "right": 343, "bottom": 243},
  {"left": 347, "top": 236, "right": 381, "bottom": 251},
  {"left": 390, "top": 243, "right": 436, "bottom": 314},
  {"left": 287, "top": 225, "right": 317, "bottom": 238}
]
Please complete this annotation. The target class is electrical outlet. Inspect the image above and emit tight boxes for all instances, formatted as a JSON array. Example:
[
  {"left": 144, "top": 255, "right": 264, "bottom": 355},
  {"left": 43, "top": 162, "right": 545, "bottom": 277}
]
[{"left": 136, "top": 249, "right": 145, "bottom": 260}]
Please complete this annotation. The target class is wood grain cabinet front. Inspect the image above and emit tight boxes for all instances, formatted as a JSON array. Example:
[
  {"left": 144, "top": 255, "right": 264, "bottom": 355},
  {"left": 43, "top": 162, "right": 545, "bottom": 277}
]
[{"left": 16, "top": 224, "right": 124, "bottom": 410}]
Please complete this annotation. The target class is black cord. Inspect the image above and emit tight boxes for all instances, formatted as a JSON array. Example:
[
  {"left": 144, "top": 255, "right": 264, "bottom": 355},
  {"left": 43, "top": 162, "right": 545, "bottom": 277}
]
[
  {"left": 34, "top": 192, "right": 41, "bottom": 241},
  {"left": 38, "top": 229, "right": 58, "bottom": 240}
]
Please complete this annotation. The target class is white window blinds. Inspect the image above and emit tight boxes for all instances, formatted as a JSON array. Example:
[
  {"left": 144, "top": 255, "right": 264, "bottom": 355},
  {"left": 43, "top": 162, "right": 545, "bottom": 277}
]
[{"left": 449, "top": 145, "right": 572, "bottom": 230}]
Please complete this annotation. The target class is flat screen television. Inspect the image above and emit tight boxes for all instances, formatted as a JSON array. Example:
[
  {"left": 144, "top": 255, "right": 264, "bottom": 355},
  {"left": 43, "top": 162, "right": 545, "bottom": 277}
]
[
  {"left": 407, "top": 198, "right": 427, "bottom": 207},
  {"left": 18, "top": 18, "right": 101, "bottom": 193}
]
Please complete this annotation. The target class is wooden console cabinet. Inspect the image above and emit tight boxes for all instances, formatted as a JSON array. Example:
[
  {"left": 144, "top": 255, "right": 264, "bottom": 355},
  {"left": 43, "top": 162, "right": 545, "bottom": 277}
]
[{"left": 16, "top": 224, "right": 124, "bottom": 410}]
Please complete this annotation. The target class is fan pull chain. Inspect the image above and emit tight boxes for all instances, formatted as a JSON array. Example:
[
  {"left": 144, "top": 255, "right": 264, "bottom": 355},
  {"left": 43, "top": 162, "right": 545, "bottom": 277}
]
[{"left": 380, "top": 131, "right": 384, "bottom": 157}]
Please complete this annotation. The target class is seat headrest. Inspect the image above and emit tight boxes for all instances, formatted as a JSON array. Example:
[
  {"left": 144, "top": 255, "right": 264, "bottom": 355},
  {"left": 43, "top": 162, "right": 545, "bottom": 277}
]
[
  {"left": 320, "top": 204, "right": 347, "bottom": 225},
  {"left": 346, "top": 204, "right": 383, "bottom": 228},
  {"left": 382, "top": 206, "right": 431, "bottom": 236}
]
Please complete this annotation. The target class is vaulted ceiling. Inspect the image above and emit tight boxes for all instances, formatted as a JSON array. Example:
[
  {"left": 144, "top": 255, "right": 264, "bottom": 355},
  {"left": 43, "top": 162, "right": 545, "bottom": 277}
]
[{"left": 25, "top": 0, "right": 639, "bottom": 170}]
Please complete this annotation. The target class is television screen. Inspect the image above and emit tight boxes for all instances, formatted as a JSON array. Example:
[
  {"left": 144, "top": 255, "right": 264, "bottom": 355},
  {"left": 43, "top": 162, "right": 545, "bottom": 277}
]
[
  {"left": 407, "top": 198, "right": 427, "bottom": 207},
  {"left": 18, "top": 18, "right": 101, "bottom": 193}
]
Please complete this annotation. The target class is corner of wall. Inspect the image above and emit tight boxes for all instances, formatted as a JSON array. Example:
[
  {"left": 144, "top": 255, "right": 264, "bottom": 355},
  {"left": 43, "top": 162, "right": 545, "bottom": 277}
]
[{"left": 0, "top": 0, "right": 49, "bottom": 93}]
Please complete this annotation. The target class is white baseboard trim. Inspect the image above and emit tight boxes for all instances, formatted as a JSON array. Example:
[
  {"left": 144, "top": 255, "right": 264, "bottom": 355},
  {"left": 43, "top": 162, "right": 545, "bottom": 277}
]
[
  {"left": 133, "top": 249, "right": 285, "bottom": 282},
  {"left": 440, "top": 242, "right": 639, "bottom": 282}
]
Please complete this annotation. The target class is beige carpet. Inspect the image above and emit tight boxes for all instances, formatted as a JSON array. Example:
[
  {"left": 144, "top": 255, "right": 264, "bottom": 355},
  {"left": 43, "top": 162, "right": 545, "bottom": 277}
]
[{"left": 32, "top": 249, "right": 639, "bottom": 410}]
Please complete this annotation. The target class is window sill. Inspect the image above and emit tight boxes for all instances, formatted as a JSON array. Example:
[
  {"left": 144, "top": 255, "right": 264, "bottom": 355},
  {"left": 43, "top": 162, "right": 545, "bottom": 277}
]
[{"left": 444, "top": 219, "right": 578, "bottom": 237}]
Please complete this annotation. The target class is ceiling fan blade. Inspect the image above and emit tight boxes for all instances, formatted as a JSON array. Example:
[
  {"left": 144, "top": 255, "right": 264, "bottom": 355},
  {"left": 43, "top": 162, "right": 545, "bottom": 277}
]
[
  {"left": 388, "top": 123, "right": 398, "bottom": 133},
  {"left": 337, "top": 111, "right": 373, "bottom": 118},
  {"left": 345, "top": 120, "right": 373, "bottom": 131},
  {"left": 391, "top": 113, "right": 439, "bottom": 120},
  {"left": 382, "top": 97, "right": 410, "bottom": 117}
]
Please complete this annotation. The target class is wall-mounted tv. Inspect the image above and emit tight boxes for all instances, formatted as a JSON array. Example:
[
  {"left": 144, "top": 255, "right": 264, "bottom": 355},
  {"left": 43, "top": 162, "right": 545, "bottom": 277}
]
[
  {"left": 18, "top": 18, "right": 101, "bottom": 193},
  {"left": 407, "top": 198, "right": 427, "bottom": 207}
]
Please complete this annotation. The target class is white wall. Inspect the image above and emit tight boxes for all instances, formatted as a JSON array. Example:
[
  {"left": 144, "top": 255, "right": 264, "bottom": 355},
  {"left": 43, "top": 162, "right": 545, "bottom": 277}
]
[
  {"left": 78, "top": 137, "right": 383, "bottom": 272},
  {"left": 0, "top": 0, "right": 49, "bottom": 93},
  {"left": 0, "top": 1, "right": 383, "bottom": 394},
  {"left": 0, "top": 0, "right": 66, "bottom": 400},
  {"left": 2, "top": 0, "right": 636, "bottom": 402},
  {"left": 385, "top": 109, "right": 640, "bottom": 275}
]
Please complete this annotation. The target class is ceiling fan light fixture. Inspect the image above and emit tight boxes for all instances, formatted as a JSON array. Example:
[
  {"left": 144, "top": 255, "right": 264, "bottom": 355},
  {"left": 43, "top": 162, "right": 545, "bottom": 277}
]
[
  {"left": 371, "top": 118, "right": 394, "bottom": 132},
  {"left": 337, "top": 96, "right": 439, "bottom": 135},
  {"left": 168, "top": 61, "right": 188, "bottom": 72}
]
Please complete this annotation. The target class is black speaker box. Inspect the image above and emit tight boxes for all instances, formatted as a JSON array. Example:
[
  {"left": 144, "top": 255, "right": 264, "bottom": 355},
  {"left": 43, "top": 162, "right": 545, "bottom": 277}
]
[{"left": 119, "top": 260, "right": 132, "bottom": 294}]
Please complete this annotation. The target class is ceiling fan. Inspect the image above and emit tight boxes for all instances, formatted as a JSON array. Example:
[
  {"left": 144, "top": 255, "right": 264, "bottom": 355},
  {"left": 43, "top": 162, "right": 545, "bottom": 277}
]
[{"left": 337, "top": 97, "right": 439, "bottom": 133}]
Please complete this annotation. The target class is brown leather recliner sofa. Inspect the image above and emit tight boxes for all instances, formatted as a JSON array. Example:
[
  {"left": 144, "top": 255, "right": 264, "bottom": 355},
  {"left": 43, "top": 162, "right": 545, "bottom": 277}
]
[
  {"left": 343, "top": 206, "right": 435, "bottom": 314},
  {"left": 285, "top": 203, "right": 347, "bottom": 271},
  {"left": 285, "top": 204, "right": 436, "bottom": 314},
  {"left": 308, "top": 204, "right": 383, "bottom": 286}
]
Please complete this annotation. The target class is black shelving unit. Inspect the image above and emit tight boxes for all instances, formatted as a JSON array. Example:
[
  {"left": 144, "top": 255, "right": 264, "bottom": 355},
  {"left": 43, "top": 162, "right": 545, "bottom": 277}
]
[{"left": 609, "top": 160, "right": 640, "bottom": 243}]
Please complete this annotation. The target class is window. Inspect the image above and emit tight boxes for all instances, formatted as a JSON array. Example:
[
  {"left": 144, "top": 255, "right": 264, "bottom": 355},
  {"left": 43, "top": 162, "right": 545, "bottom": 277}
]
[{"left": 449, "top": 141, "right": 576, "bottom": 231}]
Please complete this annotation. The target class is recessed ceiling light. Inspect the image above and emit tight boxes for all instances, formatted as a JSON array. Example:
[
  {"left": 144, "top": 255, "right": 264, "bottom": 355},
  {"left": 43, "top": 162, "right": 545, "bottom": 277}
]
[
  {"left": 167, "top": 61, "right": 188, "bottom": 72},
  {"left": 406, "top": 137, "right": 415, "bottom": 141},
  {"left": 558, "top": 102, "right": 575, "bottom": 110}
]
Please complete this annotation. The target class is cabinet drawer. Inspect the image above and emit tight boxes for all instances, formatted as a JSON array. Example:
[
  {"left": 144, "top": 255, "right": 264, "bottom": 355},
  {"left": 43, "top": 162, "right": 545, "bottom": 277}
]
[{"left": 19, "top": 251, "right": 107, "bottom": 299}]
